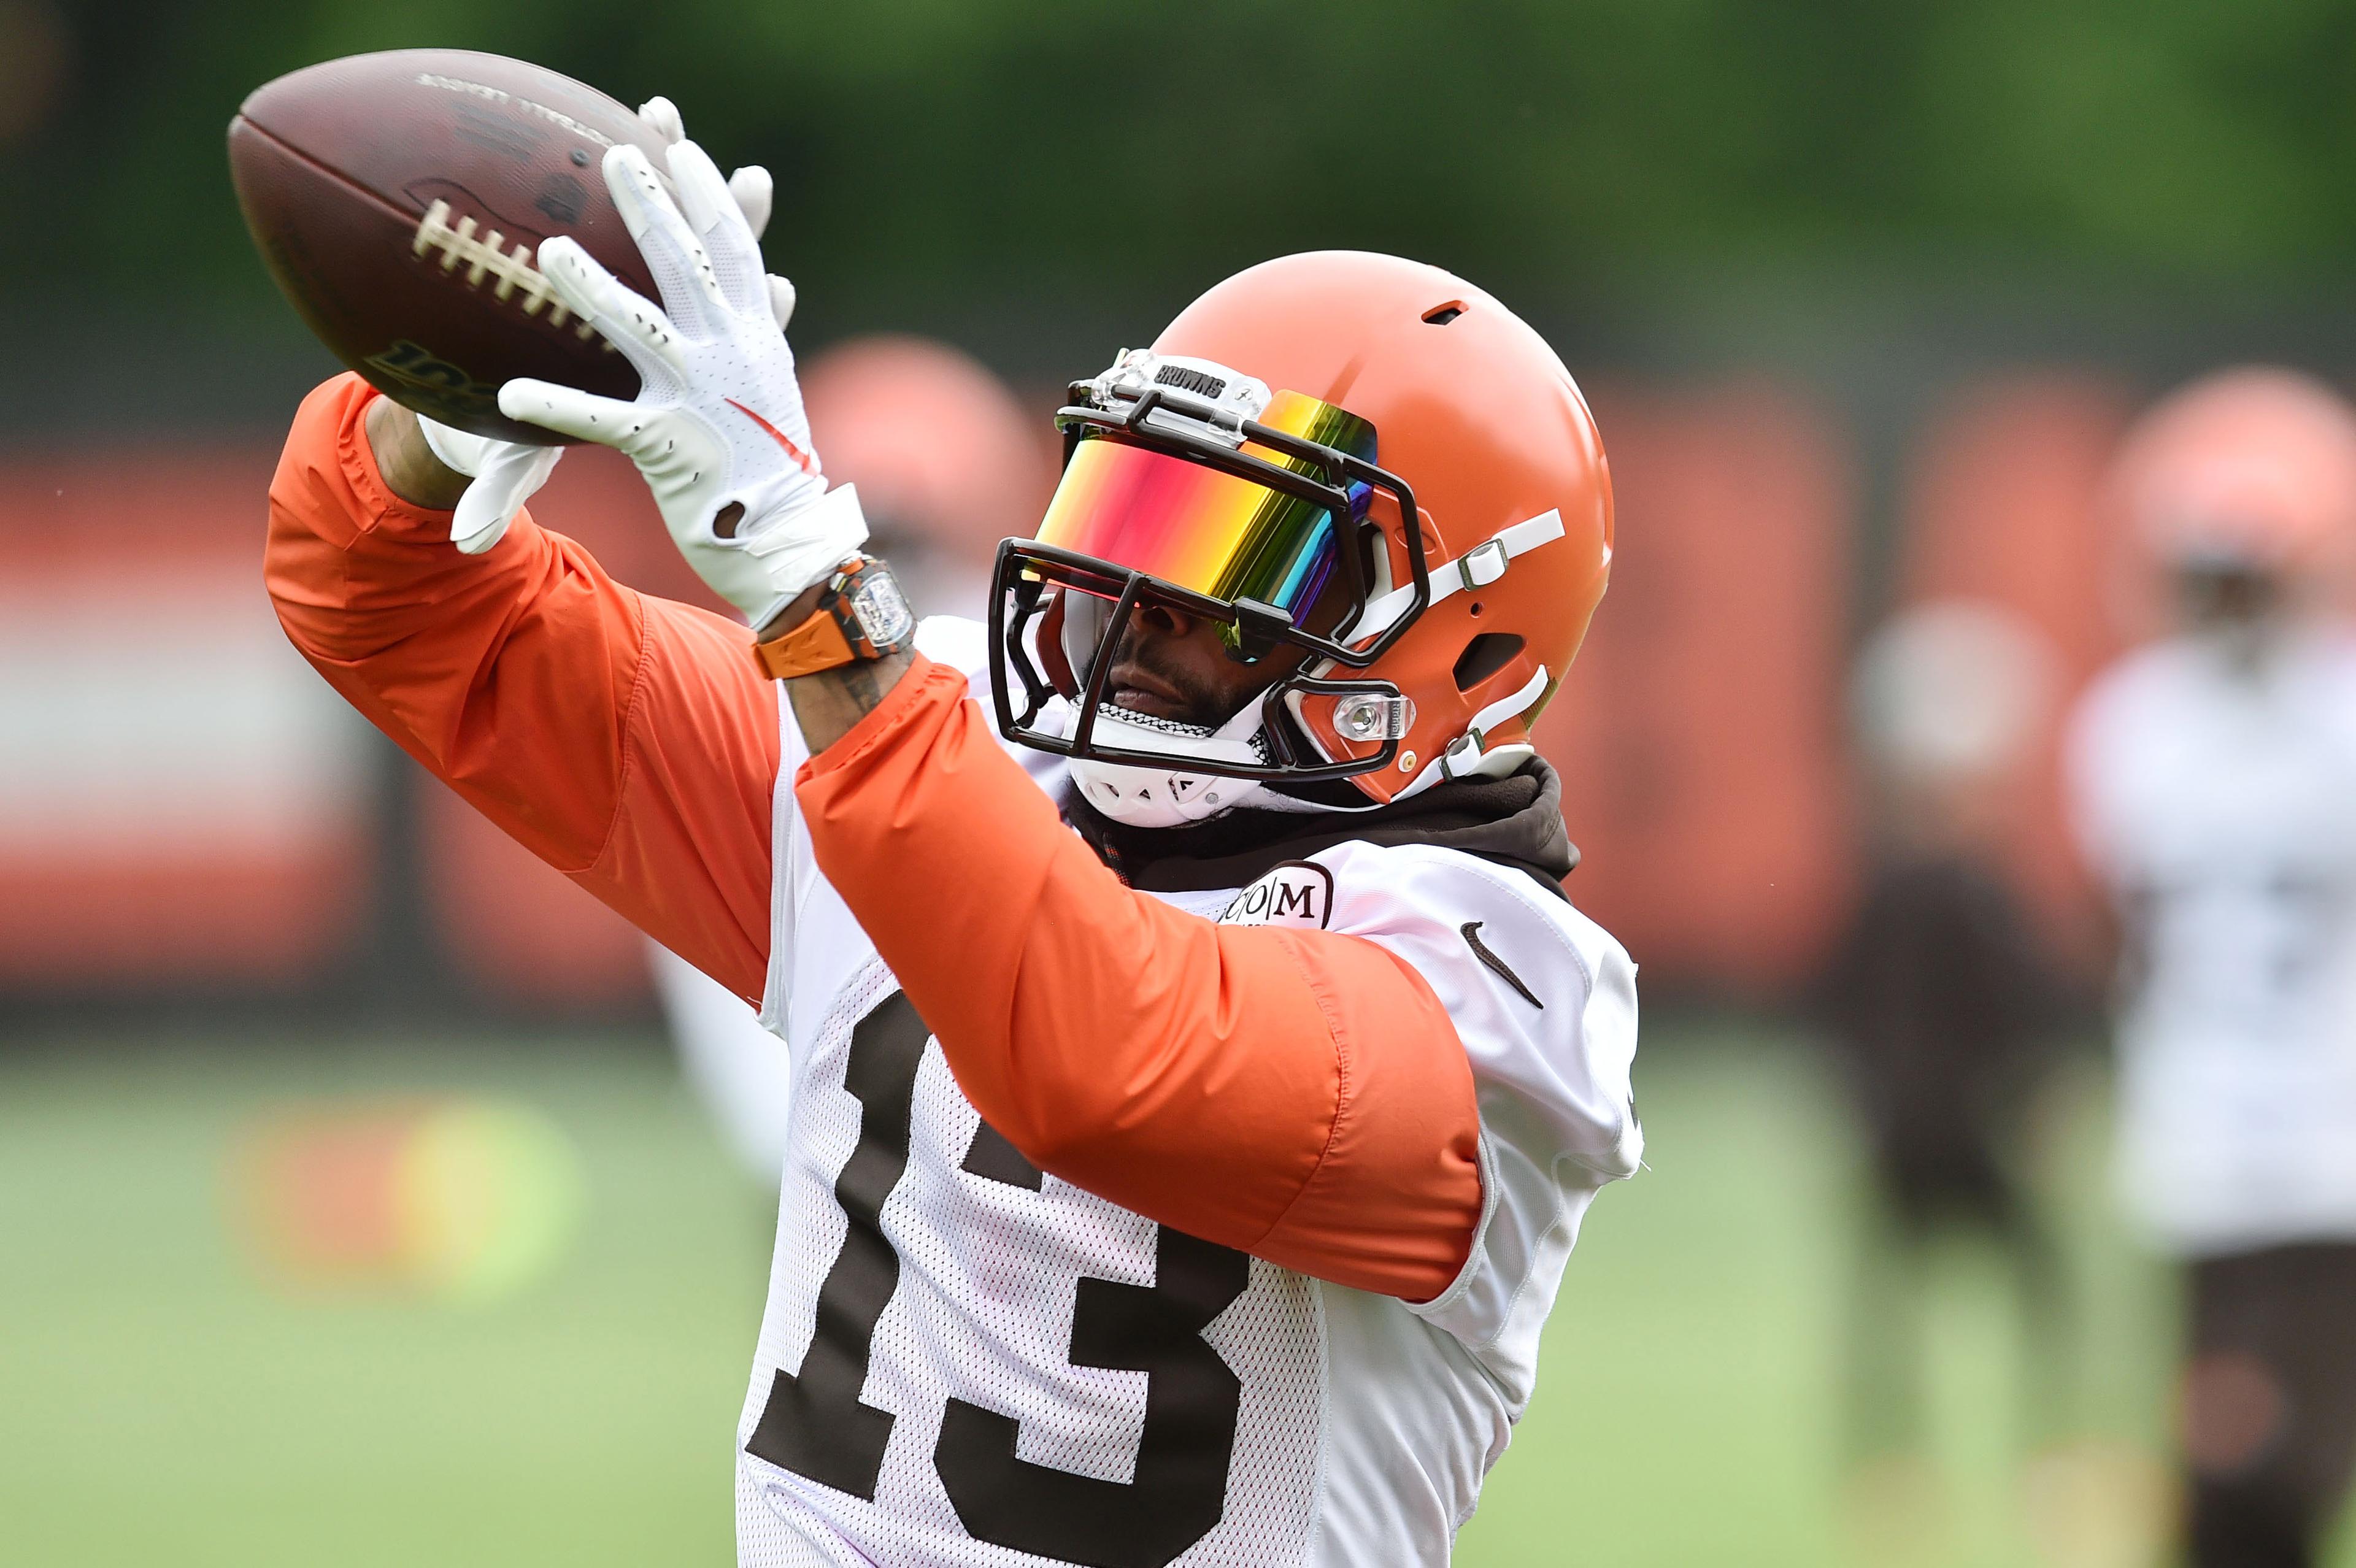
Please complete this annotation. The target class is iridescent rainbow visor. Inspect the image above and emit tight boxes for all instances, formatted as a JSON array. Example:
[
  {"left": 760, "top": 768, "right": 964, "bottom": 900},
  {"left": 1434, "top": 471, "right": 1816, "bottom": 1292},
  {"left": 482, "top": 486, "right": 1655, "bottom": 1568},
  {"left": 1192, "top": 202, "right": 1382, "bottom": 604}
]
[
  {"left": 1031, "top": 390, "right": 1379, "bottom": 661},
  {"left": 990, "top": 377, "right": 1433, "bottom": 784}
]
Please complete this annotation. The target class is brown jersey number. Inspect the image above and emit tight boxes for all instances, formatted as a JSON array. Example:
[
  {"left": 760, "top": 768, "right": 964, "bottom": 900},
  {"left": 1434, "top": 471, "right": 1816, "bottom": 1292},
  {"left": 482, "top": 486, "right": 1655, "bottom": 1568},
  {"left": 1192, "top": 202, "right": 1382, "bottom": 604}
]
[{"left": 743, "top": 991, "right": 1249, "bottom": 1568}]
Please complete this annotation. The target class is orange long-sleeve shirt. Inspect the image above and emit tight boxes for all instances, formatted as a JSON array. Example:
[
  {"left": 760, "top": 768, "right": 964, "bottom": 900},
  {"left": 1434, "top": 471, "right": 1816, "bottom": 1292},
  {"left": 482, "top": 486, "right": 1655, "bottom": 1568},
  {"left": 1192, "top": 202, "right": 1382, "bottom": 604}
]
[
  {"left": 266, "top": 374, "right": 779, "bottom": 1003},
  {"left": 798, "top": 660, "right": 1484, "bottom": 1294},
  {"left": 268, "top": 373, "right": 1482, "bottom": 1299}
]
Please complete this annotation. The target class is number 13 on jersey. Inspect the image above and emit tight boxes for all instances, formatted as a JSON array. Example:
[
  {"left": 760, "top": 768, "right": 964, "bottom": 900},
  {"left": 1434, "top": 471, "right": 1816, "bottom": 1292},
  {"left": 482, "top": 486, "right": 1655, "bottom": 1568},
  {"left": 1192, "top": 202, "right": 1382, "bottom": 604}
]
[{"left": 745, "top": 992, "right": 1250, "bottom": 1568}]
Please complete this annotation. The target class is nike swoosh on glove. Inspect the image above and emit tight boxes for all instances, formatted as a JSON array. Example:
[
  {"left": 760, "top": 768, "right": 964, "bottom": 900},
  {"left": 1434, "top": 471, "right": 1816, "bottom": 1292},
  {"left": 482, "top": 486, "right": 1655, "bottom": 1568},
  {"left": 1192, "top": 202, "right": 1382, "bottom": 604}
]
[
  {"left": 497, "top": 137, "right": 865, "bottom": 629},
  {"left": 426, "top": 99, "right": 790, "bottom": 559}
]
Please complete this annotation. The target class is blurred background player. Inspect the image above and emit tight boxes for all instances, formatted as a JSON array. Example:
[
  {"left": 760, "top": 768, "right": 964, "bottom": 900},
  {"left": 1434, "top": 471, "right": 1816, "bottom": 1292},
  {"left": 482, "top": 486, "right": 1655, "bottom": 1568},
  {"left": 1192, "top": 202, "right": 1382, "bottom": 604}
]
[
  {"left": 2066, "top": 369, "right": 2356, "bottom": 1568},
  {"left": 649, "top": 335, "right": 1054, "bottom": 1188},
  {"left": 795, "top": 334, "right": 1057, "bottom": 620},
  {"left": 1816, "top": 601, "right": 2079, "bottom": 1553}
]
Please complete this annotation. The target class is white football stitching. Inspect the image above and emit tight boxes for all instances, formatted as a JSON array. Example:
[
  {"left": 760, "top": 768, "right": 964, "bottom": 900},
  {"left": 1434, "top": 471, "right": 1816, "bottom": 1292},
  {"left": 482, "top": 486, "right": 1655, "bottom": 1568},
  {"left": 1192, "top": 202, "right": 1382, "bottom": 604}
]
[{"left": 411, "top": 198, "right": 618, "bottom": 353}]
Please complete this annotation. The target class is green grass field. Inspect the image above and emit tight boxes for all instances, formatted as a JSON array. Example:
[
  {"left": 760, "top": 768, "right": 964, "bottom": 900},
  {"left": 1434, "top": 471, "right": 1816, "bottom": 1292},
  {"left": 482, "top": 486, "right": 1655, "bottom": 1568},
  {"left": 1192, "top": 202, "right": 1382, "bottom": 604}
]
[{"left": 0, "top": 1017, "right": 2298, "bottom": 1566}]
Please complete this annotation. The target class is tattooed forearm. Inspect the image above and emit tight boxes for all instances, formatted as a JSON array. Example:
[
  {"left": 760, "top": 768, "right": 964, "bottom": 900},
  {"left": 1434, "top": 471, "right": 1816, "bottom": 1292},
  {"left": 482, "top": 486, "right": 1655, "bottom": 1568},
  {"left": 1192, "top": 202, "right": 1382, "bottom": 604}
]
[
  {"left": 783, "top": 647, "right": 918, "bottom": 754},
  {"left": 760, "top": 573, "right": 917, "bottom": 754}
]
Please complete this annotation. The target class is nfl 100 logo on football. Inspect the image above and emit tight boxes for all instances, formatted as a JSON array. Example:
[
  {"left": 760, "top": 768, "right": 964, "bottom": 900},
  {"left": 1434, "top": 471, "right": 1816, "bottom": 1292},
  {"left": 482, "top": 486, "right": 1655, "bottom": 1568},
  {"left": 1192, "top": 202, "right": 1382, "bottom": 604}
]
[{"left": 1219, "top": 861, "right": 1334, "bottom": 929}]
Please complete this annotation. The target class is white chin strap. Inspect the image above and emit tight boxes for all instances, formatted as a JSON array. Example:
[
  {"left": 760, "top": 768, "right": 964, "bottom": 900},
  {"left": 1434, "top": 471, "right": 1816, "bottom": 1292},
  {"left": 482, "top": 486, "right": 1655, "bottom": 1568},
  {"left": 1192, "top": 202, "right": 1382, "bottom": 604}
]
[{"left": 1066, "top": 703, "right": 1271, "bottom": 828}]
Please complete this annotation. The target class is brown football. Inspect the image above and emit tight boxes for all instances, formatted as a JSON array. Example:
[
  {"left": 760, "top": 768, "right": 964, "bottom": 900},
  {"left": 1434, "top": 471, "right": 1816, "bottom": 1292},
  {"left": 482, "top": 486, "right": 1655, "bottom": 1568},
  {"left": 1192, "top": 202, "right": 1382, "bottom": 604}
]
[{"left": 229, "top": 49, "right": 671, "bottom": 444}]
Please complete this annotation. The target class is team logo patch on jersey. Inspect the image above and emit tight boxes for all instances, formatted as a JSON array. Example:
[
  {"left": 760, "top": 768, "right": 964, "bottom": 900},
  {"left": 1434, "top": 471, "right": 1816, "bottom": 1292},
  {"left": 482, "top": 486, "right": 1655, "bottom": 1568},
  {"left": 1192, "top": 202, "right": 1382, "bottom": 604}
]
[{"left": 1219, "top": 861, "right": 1334, "bottom": 929}]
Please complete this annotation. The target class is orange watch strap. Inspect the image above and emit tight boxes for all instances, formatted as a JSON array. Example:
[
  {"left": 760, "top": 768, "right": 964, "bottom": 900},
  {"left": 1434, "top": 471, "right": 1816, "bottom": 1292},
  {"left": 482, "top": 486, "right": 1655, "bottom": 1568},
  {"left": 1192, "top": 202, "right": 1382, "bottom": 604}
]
[{"left": 752, "top": 606, "right": 858, "bottom": 679}]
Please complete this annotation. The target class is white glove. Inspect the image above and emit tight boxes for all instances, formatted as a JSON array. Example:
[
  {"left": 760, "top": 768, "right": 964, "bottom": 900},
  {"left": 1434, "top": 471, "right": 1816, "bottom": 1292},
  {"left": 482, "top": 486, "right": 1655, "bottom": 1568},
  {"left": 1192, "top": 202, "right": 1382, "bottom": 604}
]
[
  {"left": 423, "top": 98, "right": 791, "bottom": 559},
  {"left": 497, "top": 136, "right": 864, "bottom": 628},
  {"left": 636, "top": 98, "right": 797, "bottom": 329},
  {"left": 416, "top": 417, "right": 563, "bottom": 555}
]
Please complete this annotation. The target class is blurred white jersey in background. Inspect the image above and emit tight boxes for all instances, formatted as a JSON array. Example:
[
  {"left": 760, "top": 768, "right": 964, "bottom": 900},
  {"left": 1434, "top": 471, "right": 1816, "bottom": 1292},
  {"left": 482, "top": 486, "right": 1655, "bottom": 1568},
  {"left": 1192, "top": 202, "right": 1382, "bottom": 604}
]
[
  {"left": 655, "top": 941, "right": 797, "bottom": 1184},
  {"left": 2068, "top": 632, "right": 2356, "bottom": 1256}
]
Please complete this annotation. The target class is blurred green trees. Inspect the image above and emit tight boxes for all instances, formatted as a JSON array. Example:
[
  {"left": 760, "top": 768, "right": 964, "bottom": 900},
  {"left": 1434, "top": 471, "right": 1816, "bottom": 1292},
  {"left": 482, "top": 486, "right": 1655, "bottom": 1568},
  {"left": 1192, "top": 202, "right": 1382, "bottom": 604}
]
[{"left": 9, "top": 0, "right": 2356, "bottom": 337}]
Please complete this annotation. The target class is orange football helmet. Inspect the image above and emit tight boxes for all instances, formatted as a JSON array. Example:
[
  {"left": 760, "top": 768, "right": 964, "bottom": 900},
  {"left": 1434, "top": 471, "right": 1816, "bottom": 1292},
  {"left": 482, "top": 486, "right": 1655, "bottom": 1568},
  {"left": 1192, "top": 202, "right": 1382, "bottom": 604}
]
[{"left": 990, "top": 251, "right": 1614, "bottom": 821}]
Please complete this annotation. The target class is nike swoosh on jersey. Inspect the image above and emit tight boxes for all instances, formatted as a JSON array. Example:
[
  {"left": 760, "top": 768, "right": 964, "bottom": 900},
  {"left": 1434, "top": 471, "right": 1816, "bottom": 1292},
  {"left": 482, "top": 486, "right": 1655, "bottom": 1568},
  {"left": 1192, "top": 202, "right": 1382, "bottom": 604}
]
[
  {"left": 726, "top": 398, "right": 820, "bottom": 476},
  {"left": 1461, "top": 920, "right": 1543, "bottom": 1009}
]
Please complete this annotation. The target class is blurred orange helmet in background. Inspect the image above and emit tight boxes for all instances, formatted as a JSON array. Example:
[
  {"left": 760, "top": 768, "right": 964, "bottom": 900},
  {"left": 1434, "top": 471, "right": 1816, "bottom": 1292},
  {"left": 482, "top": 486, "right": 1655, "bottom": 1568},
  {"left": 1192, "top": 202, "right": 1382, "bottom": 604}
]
[
  {"left": 801, "top": 336, "right": 1057, "bottom": 615},
  {"left": 2109, "top": 366, "right": 2356, "bottom": 580}
]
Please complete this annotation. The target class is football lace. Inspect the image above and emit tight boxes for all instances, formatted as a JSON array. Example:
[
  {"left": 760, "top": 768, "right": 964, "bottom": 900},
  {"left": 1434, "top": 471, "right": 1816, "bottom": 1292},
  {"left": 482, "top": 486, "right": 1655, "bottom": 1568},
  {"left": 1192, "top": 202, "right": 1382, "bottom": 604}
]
[{"left": 411, "top": 199, "right": 617, "bottom": 353}]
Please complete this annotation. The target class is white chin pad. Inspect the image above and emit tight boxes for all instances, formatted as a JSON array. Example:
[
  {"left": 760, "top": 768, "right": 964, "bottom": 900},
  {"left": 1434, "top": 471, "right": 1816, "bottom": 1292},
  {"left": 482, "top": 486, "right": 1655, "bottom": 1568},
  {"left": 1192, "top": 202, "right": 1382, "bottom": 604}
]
[{"left": 1066, "top": 703, "right": 1268, "bottom": 828}]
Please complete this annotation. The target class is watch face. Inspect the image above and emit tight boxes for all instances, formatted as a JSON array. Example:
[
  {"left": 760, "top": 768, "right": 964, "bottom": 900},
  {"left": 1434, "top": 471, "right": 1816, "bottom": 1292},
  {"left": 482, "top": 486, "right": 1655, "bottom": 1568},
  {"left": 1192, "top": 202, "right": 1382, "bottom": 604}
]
[{"left": 849, "top": 571, "right": 915, "bottom": 647}]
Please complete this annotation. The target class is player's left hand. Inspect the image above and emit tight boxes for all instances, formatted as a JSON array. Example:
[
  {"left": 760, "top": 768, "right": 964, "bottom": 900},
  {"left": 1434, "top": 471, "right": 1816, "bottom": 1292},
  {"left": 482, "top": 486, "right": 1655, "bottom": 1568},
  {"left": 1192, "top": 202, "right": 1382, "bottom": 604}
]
[
  {"left": 430, "top": 98, "right": 796, "bottom": 563},
  {"left": 416, "top": 413, "right": 563, "bottom": 555},
  {"left": 498, "top": 131, "right": 865, "bottom": 629}
]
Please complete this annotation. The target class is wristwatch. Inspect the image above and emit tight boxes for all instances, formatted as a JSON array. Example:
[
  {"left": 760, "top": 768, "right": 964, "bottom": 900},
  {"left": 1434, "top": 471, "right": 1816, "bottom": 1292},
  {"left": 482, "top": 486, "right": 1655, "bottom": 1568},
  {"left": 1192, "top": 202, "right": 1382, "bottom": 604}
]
[{"left": 751, "top": 555, "right": 916, "bottom": 679}]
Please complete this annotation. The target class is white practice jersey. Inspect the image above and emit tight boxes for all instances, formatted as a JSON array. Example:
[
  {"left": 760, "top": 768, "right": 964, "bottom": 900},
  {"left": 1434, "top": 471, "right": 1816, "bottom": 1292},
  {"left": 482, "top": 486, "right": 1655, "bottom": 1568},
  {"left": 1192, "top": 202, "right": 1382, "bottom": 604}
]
[
  {"left": 2066, "top": 629, "right": 2356, "bottom": 1256},
  {"left": 735, "top": 619, "right": 1642, "bottom": 1568}
]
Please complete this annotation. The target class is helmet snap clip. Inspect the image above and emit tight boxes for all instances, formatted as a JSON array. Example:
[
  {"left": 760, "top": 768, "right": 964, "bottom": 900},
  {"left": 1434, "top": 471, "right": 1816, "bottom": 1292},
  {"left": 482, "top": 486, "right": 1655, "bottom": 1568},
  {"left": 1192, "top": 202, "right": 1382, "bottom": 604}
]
[
  {"left": 1456, "top": 538, "right": 1511, "bottom": 593},
  {"left": 1439, "top": 728, "right": 1487, "bottom": 780}
]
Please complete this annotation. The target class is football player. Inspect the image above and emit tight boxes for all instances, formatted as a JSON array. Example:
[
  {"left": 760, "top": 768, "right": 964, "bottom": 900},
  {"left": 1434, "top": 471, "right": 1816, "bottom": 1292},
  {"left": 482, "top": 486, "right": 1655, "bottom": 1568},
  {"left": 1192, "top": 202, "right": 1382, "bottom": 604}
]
[
  {"left": 2066, "top": 369, "right": 2356, "bottom": 1568},
  {"left": 263, "top": 110, "right": 1641, "bottom": 1567},
  {"left": 1818, "top": 603, "right": 2079, "bottom": 1540}
]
